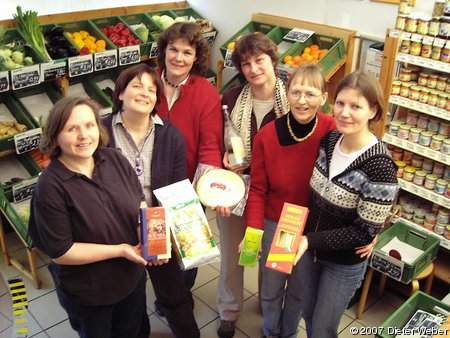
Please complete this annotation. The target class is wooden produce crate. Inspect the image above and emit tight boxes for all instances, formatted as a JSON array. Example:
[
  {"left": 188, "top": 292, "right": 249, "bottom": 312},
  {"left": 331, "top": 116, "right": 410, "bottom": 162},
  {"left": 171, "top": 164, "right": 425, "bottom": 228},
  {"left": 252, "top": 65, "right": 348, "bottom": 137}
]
[
  {"left": 376, "top": 291, "right": 450, "bottom": 338},
  {"left": 120, "top": 13, "right": 161, "bottom": 58},
  {"left": 369, "top": 221, "right": 440, "bottom": 284}
]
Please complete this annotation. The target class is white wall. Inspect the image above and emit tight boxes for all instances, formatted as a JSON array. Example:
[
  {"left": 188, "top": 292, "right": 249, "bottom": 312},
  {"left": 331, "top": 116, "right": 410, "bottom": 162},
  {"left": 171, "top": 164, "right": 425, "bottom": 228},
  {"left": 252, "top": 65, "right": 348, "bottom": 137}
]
[{"left": 1, "top": 0, "right": 436, "bottom": 74}]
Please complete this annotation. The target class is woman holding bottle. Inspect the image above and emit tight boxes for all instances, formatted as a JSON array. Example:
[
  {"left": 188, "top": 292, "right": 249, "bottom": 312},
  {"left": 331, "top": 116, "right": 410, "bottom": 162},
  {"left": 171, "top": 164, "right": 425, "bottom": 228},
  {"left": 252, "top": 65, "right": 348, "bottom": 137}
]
[
  {"left": 156, "top": 22, "right": 223, "bottom": 306},
  {"left": 215, "top": 32, "right": 290, "bottom": 338},
  {"left": 294, "top": 71, "right": 398, "bottom": 338},
  {"left": 103, "top": 63, "right": 200, "bottom": 338}
]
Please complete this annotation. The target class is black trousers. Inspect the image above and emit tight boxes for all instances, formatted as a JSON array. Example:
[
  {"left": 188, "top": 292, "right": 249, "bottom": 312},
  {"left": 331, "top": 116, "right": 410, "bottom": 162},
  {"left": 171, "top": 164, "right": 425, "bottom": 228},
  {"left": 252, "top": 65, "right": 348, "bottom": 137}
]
[{"left": 57, "top": 272, "right": 148, "bottom": 338}]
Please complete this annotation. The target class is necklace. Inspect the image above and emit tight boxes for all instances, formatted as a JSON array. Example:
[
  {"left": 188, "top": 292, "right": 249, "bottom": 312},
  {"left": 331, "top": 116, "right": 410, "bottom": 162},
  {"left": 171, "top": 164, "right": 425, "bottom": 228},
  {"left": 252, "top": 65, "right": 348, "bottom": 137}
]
[
  {"left": 287, "top": 114, "right": 318, "bottom": 143},
  {"left": 164, "top": 74, "right": 180, "bottom": 88}
]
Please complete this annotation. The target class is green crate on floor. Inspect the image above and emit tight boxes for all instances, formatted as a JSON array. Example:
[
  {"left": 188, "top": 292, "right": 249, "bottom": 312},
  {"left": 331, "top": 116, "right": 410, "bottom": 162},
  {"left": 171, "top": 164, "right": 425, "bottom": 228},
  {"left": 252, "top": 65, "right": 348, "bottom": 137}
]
[
  {"left": 0, "top": 93, "right": 40, "bottom": 153},
  {"left": 120, "top": 13, "right": 161, "bottom": 58},
  {"left": 278, "top": 32, "right": 346, "bottom": 79},
  {"left": 220, "top": 21, "right": 276, "bottom": 59},
  {"left": 12, "top": 82, "right": 63, "bottom": 127},
  {"left": 170, "top": 7, "right": 218, "bottom": 45},
  {"left": 369, "top": 221, "right": 440, "bottom": 284},
  {"left": 376, "top": 291, "right": 450, "bottom": 338}
]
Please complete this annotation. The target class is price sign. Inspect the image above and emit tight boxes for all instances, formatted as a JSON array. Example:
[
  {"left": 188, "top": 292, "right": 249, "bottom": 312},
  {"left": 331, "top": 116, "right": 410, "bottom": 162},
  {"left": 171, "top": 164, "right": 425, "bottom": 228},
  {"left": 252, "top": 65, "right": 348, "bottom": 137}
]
[
  {"left": 224, "top": 49, "right": 235, "bottom": 69},
  {"left": 389, "top": 29, "right": 400, "bottom": 38},
  {"left": 119, "top": 45, "right": 140, "bottom": 66},
  {"left": 411, "top": 185, "right": 419, "bottom": 194},
  {"left": 11, "top": 65, "right": 41, "bottom": 90},
  {"left": 203, "top": 31, "right": 217, "bottom": 45},
  {"left": 40, "top": 60, "right": 66, "bottom": 81},
  {"left": 434, "top": 38, "right": 445, "bottom": 48},
  {"left": 68, "top": 54, "right": 93, "bottom": 77},
  {"left": 149, "top": 42, "right": 158, "bottom": 58},
  {"left": 423, "top": 36, "right": 434, "bottom": 45},
  {"left": 370, "top": 253, "right": 403, "bottom": 281},
  {"left": 12, "top": 176, "right": 38, "bottom": 203},
  {"left": 283, "top": 28, "right": 314, "bottom": 43},
  {"left": 94, "top": 50, "right": 117, "bottom": 71},
  {"left": 0, "top": 71, "right": 9, "bottom": 92},
  {"left": 406, "top": 142, "right": 414, "bottom": 151},
  {"left": 14, "top": 128, "right": 42, "bottom": 154}
]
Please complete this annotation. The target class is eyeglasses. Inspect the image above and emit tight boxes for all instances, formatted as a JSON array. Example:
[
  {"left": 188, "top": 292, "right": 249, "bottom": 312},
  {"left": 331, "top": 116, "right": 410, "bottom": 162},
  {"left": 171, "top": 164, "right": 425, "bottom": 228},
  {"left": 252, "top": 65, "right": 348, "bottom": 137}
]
[{"left": 289, "top": 90, "right": 323, "bottom": 102}]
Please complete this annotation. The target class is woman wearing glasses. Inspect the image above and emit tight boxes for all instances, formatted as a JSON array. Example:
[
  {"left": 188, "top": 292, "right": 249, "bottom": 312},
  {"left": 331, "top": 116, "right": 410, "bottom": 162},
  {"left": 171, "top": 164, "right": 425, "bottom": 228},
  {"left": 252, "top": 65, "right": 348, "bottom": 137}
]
[
  {"left": 244, "top": 64, "right": 335, "bottom": 338},
  {"left": 103, "top": 64, "right": 200, "bottom": 338}
]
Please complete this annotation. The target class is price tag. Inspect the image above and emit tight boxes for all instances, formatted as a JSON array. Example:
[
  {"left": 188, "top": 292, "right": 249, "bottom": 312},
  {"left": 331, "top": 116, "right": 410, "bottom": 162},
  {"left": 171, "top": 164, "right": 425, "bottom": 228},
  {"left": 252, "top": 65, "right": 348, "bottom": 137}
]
[
  {"left": 12, "top": 176, "right": 38, "bottom": 203},
  {"left": 370, "top": 253, "right": 404, "bottom": 281},
  {"left": 423, "top": 36, "right": 434, "bottom": 45},
  {"left": 203, "top": 31, "right": 217, "bottom": 45},
  {"left": 400, "top": 31, "right": 412, "bottom": 40},
  {"left": 442, "top": 197, "right": 450, "bottom": 209},
  {"left": 411, "top": 185, "right": 419, "bottom": 194},
  {"left": 406, "top": 142, "right": 414, "bottom": 151},
  {"left": 119, "top": 45, "right": 140, "bottom": 66},
  {"left": 94, "top": 50, "right": 117, "bottom": 71},
  {"left": 283, "top": 28, "right": 314, "bottom": 43},
  {"left": 224, "top": 49, "right": 235, "bottom": 69},
  {"left": 14, "top": 128, "right": 42, "bottom": 154},
  {"left": 0, "top": 71, "right": 9, "bottom": 92},
  {"left": 40, "top": 60, "right": 66, "bottom": 81},
  {"left": 397, "top": 53, "right": 407, "bottom": 63},
  {"left": 425, "top": 148, "right": 436, "bottom": 158},
  {"left": 389, "top": 29, "right": 400, "bottom": 38},
  {"left": 149, "top": 42, "right": 158, "bottom": 58},
  {"left": 417, "top": 58, "right": 426, "bottom": 67},
  {"left": 68, "top": 54, "right": 93, "bottom": 77},
  {"left": 434, "top": 38, "right": 446, "bottom": 48},
  {"left": 11, "top": 65, "right": 41, "bottom": 90},
  {"left": 410, "top": 33, "right": 423, "bottom": 43}
]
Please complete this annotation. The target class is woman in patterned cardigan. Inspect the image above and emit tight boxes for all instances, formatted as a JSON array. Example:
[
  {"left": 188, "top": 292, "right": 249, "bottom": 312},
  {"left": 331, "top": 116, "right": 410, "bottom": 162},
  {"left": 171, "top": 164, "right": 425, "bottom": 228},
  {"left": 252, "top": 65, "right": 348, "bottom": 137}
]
[{"left": 294, "top": 71, "right": 399, "bottom": 338}]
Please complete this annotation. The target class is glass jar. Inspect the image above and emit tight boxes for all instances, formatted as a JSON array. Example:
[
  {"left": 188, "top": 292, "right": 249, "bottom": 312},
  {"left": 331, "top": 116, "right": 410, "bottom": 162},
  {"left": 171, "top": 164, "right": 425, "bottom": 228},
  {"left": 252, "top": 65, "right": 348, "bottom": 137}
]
[
  {"left": 399, "top": 68, "right": 413, "bottom": 82},
  {"left": 439, "top": 122, "right": 450, "bottom": 136},
  {"left": 395, "top": 160, "right": 406, "bottom": 178},
  {"left": 419, "top": 130, "right": 434, "bottom": 147},
  {"left": 398, "top": 124, "right": 412, "bottom": 140},
  {"left": 389, "top": 120, "right": 402, "bottom": 136},
  {"left": 391, "top": 80, "right": 402, "bottom": 95},
  {"left": 413, "top": 170, "right": 427, "bottom": 185},
  {"left": 400, "top": 82, "right": 412, "bottom": 97},
  {"left": 393, "top": 148, "right": 404, "bottom": 161},
  {"left": 431, "top": 134, "right": 445, "bottom": 151},
  {"left": 436, "top": 178, "right": 448, "bottom": 194},
  {"left": 421, "top": 43, "right": 432, "bottom": 58},
  {"left": 403, "top": 150, "right": 413, "bottom": 162},
  {"left": 417, "top": 114, "right": 429, "bottom": 129},
  {"left": 441, "top": 47, "right": 450, "bottom": 63},
  {"left": 423, "top": 158, "right": 435, "bottom": 172},
  {"left": 434, "top": 222, "right": 446, "bottom": 235},
  {"left": 429, "top": 17, "right": 441, "bottom": 36},
  {"left": 410, "top": 40, "right": 422, "bottom": 56},
  {"left": 433, "top": 162, "right": 445, "bottom": 176},
  {"left": 406, "top": 14, "right": 419, "bottom": 33},
  {"left": 442, "top": 138, "right": 450, "bottom": 154},
  {"left": 418, "top": 72, "right": 429, "bottom": 86},
  {"left": 419, "top": 88, "right": 430, "bottom": 104},
  {"left": 433, "top": 0, "right": 446, "bottom": 17},
  {"left": 425, "top": 173, "right": 438, "bottom": 190},
  {"left": 439, "top": 16, "right": 450, "bottom": 38},
  {"left": 437, "top": 76, "right": 448, "bottom": 91},
  {"left": 437, "top": 208, "right": 450, "bottom": 223},
  {"left": 399, "top": 39, "right": 411, "bottom": 54},
  {"left": 428, "top": 90, "right": 439, "bottom": 106},
  {"left": 409, "top": 85, "right": 421, "bottom": 101},
  {"left": 399, "top": 0, "right": 412, "bottom": 15},
  {"left": 431, "top": 45, "right": 442, "bottom": 60},
  {"left": 417, "top": 15, "right": 431, "bottom": 35},
  {"left": 427, "top": 74, "right": 439, "bottom": 89},
  {"left": 403, "top": 166, "right": 417, "bottom": 182},
  {"left": 409, "top": 127, "right": 422, "bottom": 143},
  {"left": 444, "top": 225, "right": 450, "bottom": 239},
  {"left": 437, "top": 92, "right": 448, "bottom": 108},
  {"left": 406, "top": 110, "right": 419, "bottom": 125},
  {"left": 428, "top": 117, "right": 441, "bottom": 133},
  {"left": 412, "top": 154, "right": 424, "bottom": 167}
]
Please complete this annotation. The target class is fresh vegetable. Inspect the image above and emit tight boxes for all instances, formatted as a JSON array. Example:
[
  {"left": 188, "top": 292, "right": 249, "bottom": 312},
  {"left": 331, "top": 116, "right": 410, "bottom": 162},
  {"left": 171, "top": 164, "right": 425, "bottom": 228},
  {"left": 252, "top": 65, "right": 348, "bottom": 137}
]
[
  {"left": 0, "top": 25, "right": 35, "bottom": 71},
  {"left": 43, "top": 25, "right": 78, "bottom": 59},
  {"left": 66, "top": 30, "right": 106, "bottom": 54},
  {"left": 13, "top": 6, "right": 52, "bottom": 61},
  {"left": 99, "top": 22, "right": 142, "bottom": 47}
]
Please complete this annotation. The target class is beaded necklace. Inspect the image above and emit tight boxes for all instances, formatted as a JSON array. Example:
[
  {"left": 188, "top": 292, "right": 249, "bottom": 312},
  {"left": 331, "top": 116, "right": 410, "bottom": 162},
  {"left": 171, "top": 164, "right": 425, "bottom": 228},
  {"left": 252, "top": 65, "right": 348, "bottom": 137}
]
[
  {"left": 164, "top": 74, "right": 181, "bottom": 88},
  {"left": 287, "top": 113, "right": 318, "bottom": 143}
]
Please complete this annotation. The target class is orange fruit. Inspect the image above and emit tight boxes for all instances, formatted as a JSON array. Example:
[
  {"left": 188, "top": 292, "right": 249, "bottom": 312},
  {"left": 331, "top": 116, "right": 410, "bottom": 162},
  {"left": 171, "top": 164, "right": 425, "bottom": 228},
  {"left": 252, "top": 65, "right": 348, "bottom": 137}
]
[
  {"left": 310, "top": 44, "right": 320, "bottom": 52},
  {"left": 303, "top": 47, "right": 311, "bottom": 54},
  {"left": 293, "top": 55, "right": 301, "bottom": 64},
  {"left": 227, "top": 41, "right": 235, "bottom": 50},
  {"left": 304, "top": 54, "right": 313, "bottom": 62},
  {"left": 312, "top": 50, "right": 320, "bottom": 59},
  {"left": 283, "top": 55, "right": 293, "bottom": 64},
  {"left": 285, "top": 59, "right": 295, "bottom": 66}
]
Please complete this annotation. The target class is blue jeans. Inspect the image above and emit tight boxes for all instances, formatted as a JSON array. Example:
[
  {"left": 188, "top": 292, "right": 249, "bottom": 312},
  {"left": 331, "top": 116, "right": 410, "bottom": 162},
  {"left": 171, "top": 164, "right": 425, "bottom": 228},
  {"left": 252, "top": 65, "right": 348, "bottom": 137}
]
[
  {"left": 298, "top": 250, "right": 367, "bottom": 338},
  {"left": 260, "top": 219, "right": 303, "bottom": 338}
]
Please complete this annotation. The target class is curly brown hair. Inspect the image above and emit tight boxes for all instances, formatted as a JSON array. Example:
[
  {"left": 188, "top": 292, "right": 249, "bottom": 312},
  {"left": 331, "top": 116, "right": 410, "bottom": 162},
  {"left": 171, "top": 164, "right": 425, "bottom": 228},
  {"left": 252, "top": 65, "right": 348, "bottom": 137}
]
[
  {"left": 231, "top": 32, "right": 278, "bottom": 74},
  {"left": 157, "top": 22, "right": 210, "bottom": 76},
  {"left": 40, "top": 97, "right": 109, "bottom": 158}
]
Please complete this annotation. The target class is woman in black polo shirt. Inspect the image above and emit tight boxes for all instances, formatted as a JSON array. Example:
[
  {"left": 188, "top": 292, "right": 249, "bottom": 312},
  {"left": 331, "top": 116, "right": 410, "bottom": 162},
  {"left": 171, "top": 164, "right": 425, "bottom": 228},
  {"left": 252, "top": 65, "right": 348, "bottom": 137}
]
[{"left": 29, "top": 97, "right": 148, "bottom": 338}]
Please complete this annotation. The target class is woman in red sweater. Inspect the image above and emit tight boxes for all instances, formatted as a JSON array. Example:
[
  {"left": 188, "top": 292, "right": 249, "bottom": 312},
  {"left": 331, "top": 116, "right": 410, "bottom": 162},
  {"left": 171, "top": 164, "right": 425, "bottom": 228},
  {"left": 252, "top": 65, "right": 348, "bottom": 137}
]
[{"left": 246, "top": 64, "right": 335, "bottom": 338}]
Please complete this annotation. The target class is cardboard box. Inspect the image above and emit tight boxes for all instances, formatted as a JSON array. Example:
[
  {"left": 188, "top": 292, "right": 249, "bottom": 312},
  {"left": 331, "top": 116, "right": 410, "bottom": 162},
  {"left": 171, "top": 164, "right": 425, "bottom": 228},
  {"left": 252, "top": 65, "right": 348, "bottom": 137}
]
[
  {"left": 140, "top": 207, "right": 171, "bottom": 260},
  {"left": 363, "top": 47, "right": 383, "bottom": 80},
  {"left": 265, "top": 203, "right": 309, "bottom": 274},
  {"left": 239, "top": 227, "right": 264, "bottom": 267}
]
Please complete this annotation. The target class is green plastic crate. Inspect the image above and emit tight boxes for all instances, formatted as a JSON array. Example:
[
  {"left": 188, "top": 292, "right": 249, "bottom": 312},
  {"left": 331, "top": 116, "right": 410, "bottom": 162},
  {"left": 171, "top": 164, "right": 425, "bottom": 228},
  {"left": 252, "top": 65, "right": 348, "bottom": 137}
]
[
  {"left": 267, "top": 26, "right": 297, "bottom": 56},
  {"left": 57, "top": 19, "right": 116, "bottom": 52},
  {"left": 86, "top": 69, "right": 121, "bottom": 107},
  {"left": 147, "top": 10, "right": 177, "bottom": 32},
  {"left": 120, "top": 13, "right": 161, "bottom": 58},
  {"left": 376, "top": 291, "right": 450, "bottom": 338},
  {"left": 0, "top": 153, "right": 41, "bottom": 194},
  {"left": 0, "top": 93, "right": 40, "bottom": 153},
  {"left": 12, "top": 82, "right": 63, "bottom": 127},
  {"left": 369, "top": 221, "right": 440, "bottom": 284},
  {"left": 2, "top": 28, "right": 47, "bottom": 66},
  {"left": 170, "top": 7, "right": 218, "bottom": 45},
  {"left": 220, "top": 21, "right": 276, "bottom": 59},
  {"left": 40, "top": 23, "right": 79, "bottom": 61},
  {"left": 68, "top": 76, "right": 113, "bottom": 115},
  {"left": 278, "top": 33, "right": 346, "bottom": 79},
  {"left": 0, "top": 184, "right": 33, "bottom": 248}
]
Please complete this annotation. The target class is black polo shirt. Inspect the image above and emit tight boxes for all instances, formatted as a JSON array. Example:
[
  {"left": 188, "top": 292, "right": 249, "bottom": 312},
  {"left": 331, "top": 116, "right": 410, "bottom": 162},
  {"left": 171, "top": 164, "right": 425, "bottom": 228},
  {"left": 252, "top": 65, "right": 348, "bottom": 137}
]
[{"left": 29, "top": 147, "right": 145, "bottom": 306}]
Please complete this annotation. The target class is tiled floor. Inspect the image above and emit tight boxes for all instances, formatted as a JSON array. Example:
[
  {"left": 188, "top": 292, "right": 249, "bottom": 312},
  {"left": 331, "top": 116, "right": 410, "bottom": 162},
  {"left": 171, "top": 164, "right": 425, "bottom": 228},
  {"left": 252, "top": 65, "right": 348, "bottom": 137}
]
[{"left": 0, "top": 210, "right": 425, "bottom": 338}]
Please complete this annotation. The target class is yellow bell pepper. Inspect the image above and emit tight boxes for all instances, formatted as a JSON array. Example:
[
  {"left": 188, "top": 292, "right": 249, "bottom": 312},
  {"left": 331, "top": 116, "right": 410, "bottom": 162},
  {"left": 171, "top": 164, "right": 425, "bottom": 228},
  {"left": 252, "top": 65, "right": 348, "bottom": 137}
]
[
  {"left": 85, "top": 35, "right": 96, "bottom": 43},
  {"left": 72, "top": 32, "right": 82, "bottom": 39},
  {"left": 84, "top": 40, "right": 96, "bottom": 50},
  {"left": 73, "top": 37, "right": 85, "bottom": 49},
  {"left": 96, "top": 40, "right": 106, "bottom": 50},
  {"left": 66, "top": 32, "right": 73, "bottom": 39},
  {"left": 79, "top": 30, "right": 89, "bottom": 39}
]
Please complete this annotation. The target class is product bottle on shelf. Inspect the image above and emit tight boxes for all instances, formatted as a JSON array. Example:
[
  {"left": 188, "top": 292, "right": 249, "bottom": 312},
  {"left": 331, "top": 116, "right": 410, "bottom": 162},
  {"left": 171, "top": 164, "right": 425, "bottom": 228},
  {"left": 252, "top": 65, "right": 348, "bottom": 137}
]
[{"left": 222, "top": 104, "right": 249, "bottom": 170}]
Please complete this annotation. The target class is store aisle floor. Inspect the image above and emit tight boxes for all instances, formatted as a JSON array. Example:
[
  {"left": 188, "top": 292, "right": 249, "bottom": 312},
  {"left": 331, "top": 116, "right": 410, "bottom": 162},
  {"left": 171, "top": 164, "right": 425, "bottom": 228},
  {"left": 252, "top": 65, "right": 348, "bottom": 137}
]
[{"left": 0, "top": 209, "right": 407, "bottom": 338}]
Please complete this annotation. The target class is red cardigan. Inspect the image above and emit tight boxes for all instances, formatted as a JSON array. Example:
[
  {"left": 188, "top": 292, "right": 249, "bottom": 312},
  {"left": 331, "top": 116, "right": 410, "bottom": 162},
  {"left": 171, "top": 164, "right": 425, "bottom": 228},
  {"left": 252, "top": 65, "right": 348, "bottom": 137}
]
[
  {"left": 246, "top": 113, "right": 336, "bottom": 230},
  {"left": 158, "top": 75, "right": 223, "bottom": 181}
]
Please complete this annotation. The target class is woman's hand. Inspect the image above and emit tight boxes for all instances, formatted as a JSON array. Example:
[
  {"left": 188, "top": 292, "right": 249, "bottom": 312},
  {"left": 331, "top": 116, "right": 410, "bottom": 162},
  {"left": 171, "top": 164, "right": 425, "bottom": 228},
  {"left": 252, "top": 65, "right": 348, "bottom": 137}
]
[
  {"left": 213, "top": 205, "right": 232, "bottom": 217},
  {"left": 223, "top": 152, "right": 245, "bottom": 174},
  {"left": 293, "top": 236, "right": 308, "bottom": 265},
  {"left": 355, "top": 235, "right": 377, "bottom": 258},
  {"left": 120, "top": 243, "right": 148, "bottom": 265},
  {"left": 147, "top": 258, "right": 169, "bottom": 266}
]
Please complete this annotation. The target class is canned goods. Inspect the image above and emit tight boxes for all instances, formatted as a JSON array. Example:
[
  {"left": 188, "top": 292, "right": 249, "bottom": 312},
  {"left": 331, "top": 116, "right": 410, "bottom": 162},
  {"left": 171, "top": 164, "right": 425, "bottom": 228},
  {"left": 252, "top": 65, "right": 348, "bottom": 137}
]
[
  {"left": 444, "top": 166, "right": 450, "bottom": 180},
  {"left": 399, "top": 68, "right": 413, "bottom": 82},
  {"left": 419, "top": 130, "right": 433, "bottom": 147},
  {"left": 398, "top": 124, "right": 412, "bottom": 140},
  {"left": 442, "top": 138, "right": 450, "bottom": 154},
  {"left": 406, "top": 14, "right": 419, "bottom": 33},
  {"left": 433, "top": 0, "right": 446, "bottom": 17},
  {"left": 445, "top": 183, "right": 450, "bottom": 198},
  {"left": 413, "top": 215, "right": 425, "bottom": 225},
  {"left": 435, "top": 178, "right": 448, "bottom": 194},
  {"left": 399, "top": 0, "right": 412, "bottom": 15},
  {"left": 396, "top": 14, "right": 408, "bottom": 30},
  {"left": 403, "top": 203, "right": 415, "bottom": 215},
  {"left": 437, "top": 92, "right": 448, "bottom": 108},
  {"left": 413, "top": 170, "right": 427, "bottom": 185},
  {"left": 421, "top": 44, "right": 432, "bottom": 58},
  {"left": 389, "top": 121, "right": 401, "bottom": 136},
  {"left": 425, "top": 173, "right": 438, "bottom": 190},
  {"left": 391, "top": 81, "right": 402, "bottom": 95},
  {"left": 431, "top": 134, "right": 445, "bottom": 150},
  {"left": 410, "top": 41, "right": 422, "bottom": 56},
  {"left": 403, "top": 166, "right": 417, "bottom": 182},
  {"left": 409, "top": 127, "right": 422, "bottom": 143},
  {"left": 423, "top": 221, "right": 435, "bottom": 231},
  {"left": 393, "top": 148, "right": 404, "bottom": 161},
  {"left": 441, "top": 47, "right": 450, "bottom": 63},
  {"left": 418, "top": 73, "right": 429, "bottom": 87},
  {"left": 417, "top": 15, "right": 431, "bottom": 35},
  {"left": 432, "top": 45, "right": 442, "bottom": 60},
  {"left": 414, "top": 208, "right": 427, "bottom": 218},
  {"left": 434, "top": 222, "right": 446, "bottom": 234}
]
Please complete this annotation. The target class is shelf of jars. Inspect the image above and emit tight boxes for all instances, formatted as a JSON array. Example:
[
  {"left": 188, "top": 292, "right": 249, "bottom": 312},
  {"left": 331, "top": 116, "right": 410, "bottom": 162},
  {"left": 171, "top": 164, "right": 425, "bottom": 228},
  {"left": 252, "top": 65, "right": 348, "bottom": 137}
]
[
  {"left": 383, "top": 133, "right": 450, "bottom": 165},
  {"left": 389, "top": 95, "right": 450, "bottom": 120},
  {"left": 397, "top": 177, "right": 450, "bottom": 209},
  {"left": 397, "top": 51, "right": 450, "bottom": 73}
]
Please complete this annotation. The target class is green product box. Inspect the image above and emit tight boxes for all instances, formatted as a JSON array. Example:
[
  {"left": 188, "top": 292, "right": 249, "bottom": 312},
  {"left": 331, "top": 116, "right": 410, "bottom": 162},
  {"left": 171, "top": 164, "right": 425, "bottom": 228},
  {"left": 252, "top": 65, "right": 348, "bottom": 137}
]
[{"left": 239, "top": 227, "right": 264, "bottom": 267}]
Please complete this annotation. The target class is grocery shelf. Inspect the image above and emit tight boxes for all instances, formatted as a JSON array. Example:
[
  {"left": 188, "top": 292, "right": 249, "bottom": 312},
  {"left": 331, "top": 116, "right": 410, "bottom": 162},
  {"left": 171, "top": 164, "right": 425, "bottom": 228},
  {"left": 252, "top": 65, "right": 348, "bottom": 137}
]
[
  {"left": 389, "top": 95, "right": 450, "bottom": 121},
  {"left": 391, "top": 215, "right": 450, "bottom": 250},
  {"left": 383, "top": 133, "right": 450, "bottom": 165},
  {"left": 397, "top": 177, "right": 450, "bottom": 209},
  {"left": 397, "top": 52, "right": 450, "bottom": 73}
]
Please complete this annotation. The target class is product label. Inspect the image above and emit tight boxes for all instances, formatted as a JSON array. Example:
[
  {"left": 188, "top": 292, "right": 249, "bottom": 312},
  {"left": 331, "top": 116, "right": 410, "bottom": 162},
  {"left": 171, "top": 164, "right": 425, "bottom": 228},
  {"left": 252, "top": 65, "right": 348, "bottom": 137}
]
[
  {"left": 0, "top": 71, "right": 9, "bottom": 92},
  {"left": 119, "top": 45, "right": 140, "bottom": 66},
  {"left": 40, "top": 60, "right": 66, "bottom": 81},
  {"left": 11, "top": 65, "right": 41, "bottom": 90},
  {"left": 94, "top": 50, "right": 117, "bottom": 71},
  {"left": 230, "top": 136, "right": 245, "bottom": 158},
  {"left": 239, "top": 227, "right": 264, "bottom": 267}
]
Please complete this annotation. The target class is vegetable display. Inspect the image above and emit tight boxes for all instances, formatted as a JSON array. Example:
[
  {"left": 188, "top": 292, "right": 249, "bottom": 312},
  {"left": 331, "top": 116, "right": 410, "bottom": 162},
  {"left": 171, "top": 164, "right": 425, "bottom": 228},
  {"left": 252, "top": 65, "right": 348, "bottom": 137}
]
[
  {"left": 0, "top": 26, "right": 35, "bottom": 71},
  {"left": 0, "top": 120, "right": 28, "bottom": 137},
  {"left": 66, "top": 31, "right": 107, "bottom": 55},
  {"left": 98, "top": 23, "right": 142, "bottom": 47},
  {"left": 44, "top": 26, "right": 79, "bottom": 59},
  {"left": 13, "top": 6, "right": 52, "bottom": 61}
]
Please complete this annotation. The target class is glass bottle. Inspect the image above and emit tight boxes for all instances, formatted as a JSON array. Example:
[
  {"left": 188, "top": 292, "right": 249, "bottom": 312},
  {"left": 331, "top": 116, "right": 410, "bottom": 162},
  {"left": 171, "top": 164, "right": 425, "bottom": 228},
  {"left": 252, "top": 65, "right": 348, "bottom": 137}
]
[{"left": 222, "top": 105, "right": 249, "bottom": 170}]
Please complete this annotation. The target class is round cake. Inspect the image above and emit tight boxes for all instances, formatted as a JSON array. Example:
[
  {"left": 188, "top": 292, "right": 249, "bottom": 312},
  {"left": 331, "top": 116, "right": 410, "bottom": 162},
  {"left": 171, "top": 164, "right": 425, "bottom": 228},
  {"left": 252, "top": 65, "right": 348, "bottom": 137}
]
[{"left": 196, "top": 169, "right": 245, "bottom": 208}]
